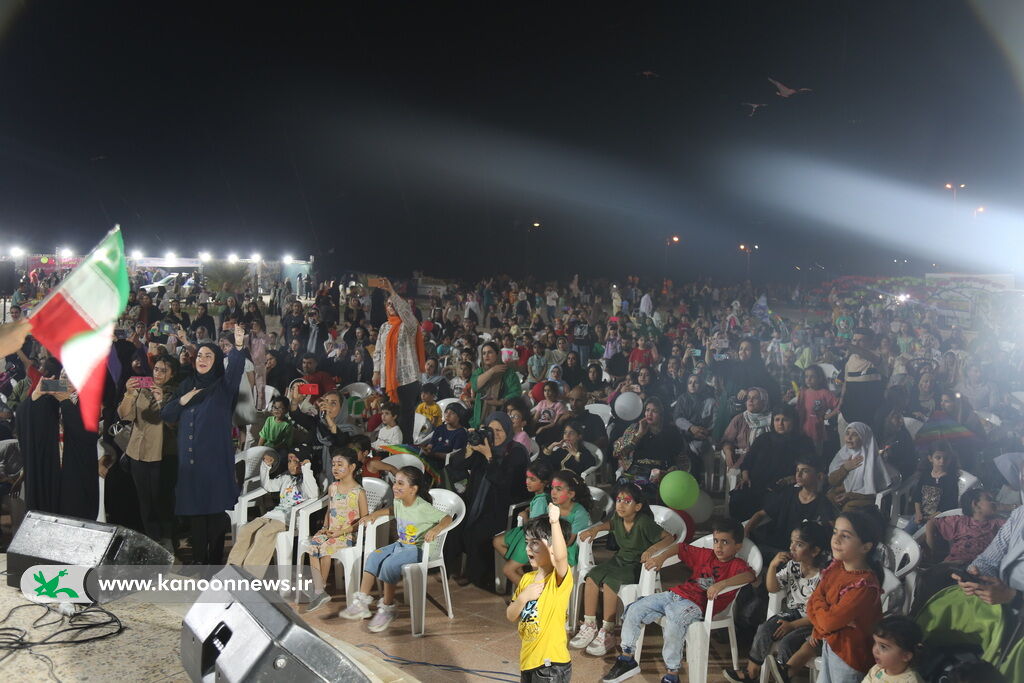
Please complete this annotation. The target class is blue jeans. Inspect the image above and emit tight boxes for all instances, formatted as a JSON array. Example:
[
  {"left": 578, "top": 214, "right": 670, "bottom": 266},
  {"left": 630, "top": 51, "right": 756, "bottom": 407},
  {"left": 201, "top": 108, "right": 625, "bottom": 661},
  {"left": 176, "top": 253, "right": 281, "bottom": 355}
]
[
  {"left": 620, "top": 591, "right": 702, "bottom": 671},
  {"left": 818, "top": 642, "right": 864, "bottom": 683},
  {"left": 363, "top": 541, "right": 421, "bottom": 583}
]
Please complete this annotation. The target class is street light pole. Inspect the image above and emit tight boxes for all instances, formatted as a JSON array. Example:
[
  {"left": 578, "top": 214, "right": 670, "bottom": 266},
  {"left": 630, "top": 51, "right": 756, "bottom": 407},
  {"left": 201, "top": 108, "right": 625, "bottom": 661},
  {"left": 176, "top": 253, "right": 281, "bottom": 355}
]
[
  {"left": 944, "top": 182, "right": 965, "bottom": 202},
  {"left": 739, "top": 243, "right": 759, "bottom": 279},
  {"left": 663, "top": 235, "right": 680, "bottom": 282}
]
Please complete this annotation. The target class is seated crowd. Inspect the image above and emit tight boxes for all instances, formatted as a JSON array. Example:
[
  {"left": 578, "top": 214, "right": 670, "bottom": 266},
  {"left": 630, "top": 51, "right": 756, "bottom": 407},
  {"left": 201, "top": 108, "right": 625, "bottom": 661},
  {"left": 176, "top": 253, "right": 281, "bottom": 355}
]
[{"left": 2, "top": 269, "right": 1022, "bottom": 683}]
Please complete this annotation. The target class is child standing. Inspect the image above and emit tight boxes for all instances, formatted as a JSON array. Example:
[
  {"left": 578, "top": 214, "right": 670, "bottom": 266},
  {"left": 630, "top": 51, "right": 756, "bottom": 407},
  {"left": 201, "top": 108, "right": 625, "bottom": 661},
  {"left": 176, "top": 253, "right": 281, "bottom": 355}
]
[
  {"left": 494, "top": 461, "right": 553, "bottom": 585},
  {"left": 724, "top": 521, "right": 829, "bottom": 683},
  {"left": 371, "top": 402, "right": 404, "bottom": 451},
  {"left": 339, "top": 466, "right": 451, "bottom": 631},
  {"left": 506, "top": 503, "right": 574, "bottom": 683},
  {"left": 227, "top": 444, "right": 319, "bottom": 574},
  {"left": 257, "top": 395, "right": 294, "bottom": 450},
  {"left": 415, "top": 383, "right": 442, "bottom": 427},
  {"left": 907, "top": 445, "right": 959, "bottom": 534},
  {"left": 864, "top": 616, "right": 924, "bottom": 682},
  {"left": 601, "top": 519, "right": 755, "bottom": 683},
  {"left": 768, "top": 509, "right": 885, "bottom": 683},
  {"left": 304, "top": 449, "right": 368, "bottom": 612},
  {"left": 570, "top": 483, "right": 674, "bottom": 658},
  {"left": 796, "top": 365, "right": 840, "bottom": 454}
]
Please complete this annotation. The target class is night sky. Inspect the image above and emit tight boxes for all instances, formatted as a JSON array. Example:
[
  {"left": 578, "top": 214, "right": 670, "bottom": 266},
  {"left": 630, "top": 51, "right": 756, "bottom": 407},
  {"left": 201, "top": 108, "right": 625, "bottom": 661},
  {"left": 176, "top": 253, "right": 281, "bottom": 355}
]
[{"left": 1, "top": 1, "right": 1020, "bottom": 282}]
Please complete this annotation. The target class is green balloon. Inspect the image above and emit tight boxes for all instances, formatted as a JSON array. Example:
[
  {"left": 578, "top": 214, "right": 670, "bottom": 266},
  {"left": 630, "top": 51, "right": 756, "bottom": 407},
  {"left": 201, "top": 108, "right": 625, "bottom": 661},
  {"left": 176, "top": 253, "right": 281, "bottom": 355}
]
[{"left": 659, "top": 471, "right": 699, "bottom": 510}]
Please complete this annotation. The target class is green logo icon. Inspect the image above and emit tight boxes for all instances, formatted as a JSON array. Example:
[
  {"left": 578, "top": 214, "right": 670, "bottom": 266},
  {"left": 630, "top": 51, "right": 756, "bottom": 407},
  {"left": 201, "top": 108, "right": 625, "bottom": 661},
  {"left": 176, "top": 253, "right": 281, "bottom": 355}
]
[{"left": 32, "top": 568, "right": 80, "bottom": 599}]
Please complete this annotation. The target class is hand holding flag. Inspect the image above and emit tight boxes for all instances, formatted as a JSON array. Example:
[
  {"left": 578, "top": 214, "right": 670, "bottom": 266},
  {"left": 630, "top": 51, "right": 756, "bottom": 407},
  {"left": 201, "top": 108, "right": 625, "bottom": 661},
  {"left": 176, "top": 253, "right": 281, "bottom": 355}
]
[{"left": 26, "top": 227, "right": 130, "bottom": 431}]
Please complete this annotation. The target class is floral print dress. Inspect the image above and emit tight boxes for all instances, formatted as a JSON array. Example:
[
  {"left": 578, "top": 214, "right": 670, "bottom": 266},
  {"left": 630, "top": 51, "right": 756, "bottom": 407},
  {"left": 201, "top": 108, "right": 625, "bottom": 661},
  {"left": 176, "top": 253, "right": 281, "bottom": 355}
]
[{"left": 308, "top": 484, "right": 363, "bottom": 558}]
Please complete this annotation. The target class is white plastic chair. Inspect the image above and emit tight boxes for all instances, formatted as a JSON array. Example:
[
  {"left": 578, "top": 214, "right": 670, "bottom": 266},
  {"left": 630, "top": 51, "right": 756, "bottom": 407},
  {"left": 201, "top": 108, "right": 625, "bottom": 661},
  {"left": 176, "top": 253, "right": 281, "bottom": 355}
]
[
  {"left": 911, "top": 508, "right": 963, "bottom": 541},
  {"left": 437, "top": 397, "right": 464, "bottom": 414},
  {"left": 632, "top": 534, "right": 763, "bottom": 683},
  {"left": 630, "top": 536, "right": 761, "bottom": 679},
  {"left": 616, "top": 507, "right": 688, "bottom": 617},
  {"left": 585, "top": 403, "right": 612, "bottom": 427},
  {"left": 759, "top": 590, "right": 787, "bottom": 683},
  {"left": 402, "top": 488, "right": 466, "bottom": 636},
  {"left": 493, "top": 499, "right": 533, "bottom": 593},
  {"left": 339, "top": 382, "right": 373, "bottom": 399},
  {"left": 903, "top": 417, "right": 924, "bottom": 438},
  {"left": 293, "top": 478, "right": 389, "bottom": 606},
  {"left": 381, "top": 453, "right": 425, "bottom": 476},
  {"left": 883, "top": 526, "right": 921, "bottom": 612},
  {"left": 412, "top": 412, "right": 434, "bottom": 445},
  {"left": 874, "top": 471, "right": 903, "bottom": 521},
  {"left": 580, "top": 442, "right": 604, "bottom": 484},
  {"left": 957, "top": 471, "right": 980, "bottom": 496},
  {"left": 229, "top": 446, "right": 288, "bottom": 539},
  {"left": 564, "top": 487, "right": 615, "bottom": 628}
]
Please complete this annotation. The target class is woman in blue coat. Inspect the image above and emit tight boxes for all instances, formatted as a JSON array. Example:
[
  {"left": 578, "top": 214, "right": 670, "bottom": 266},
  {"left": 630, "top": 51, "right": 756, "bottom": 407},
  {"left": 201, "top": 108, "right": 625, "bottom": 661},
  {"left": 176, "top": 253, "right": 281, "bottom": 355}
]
[{"left": 162, "top": 325, "right": 245, "bottom": 564}]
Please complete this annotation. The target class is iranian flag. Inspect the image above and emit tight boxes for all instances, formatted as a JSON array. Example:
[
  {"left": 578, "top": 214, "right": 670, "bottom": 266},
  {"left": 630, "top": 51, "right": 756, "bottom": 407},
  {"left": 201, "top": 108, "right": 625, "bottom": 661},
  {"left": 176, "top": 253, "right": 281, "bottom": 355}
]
[{"left": 28, "top": 227, "right": 130, "bottom": 431}]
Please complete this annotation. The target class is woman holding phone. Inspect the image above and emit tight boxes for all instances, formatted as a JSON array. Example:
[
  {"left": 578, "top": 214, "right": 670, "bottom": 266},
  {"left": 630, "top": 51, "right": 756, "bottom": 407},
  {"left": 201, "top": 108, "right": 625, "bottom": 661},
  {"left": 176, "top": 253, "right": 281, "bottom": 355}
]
[{"left": 118, "top": 356, "right": 180, "bottom": 546}]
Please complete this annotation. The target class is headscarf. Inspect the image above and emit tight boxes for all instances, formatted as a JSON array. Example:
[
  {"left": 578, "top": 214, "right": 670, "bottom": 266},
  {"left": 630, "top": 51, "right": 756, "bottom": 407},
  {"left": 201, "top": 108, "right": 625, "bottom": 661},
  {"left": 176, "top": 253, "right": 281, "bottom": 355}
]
[
  {"left": 171, "top": 342, "right": 224, "bottom": 407},
  {"left": 742, "top": 386, "right": 773, "bottom": 442},
  {"left": 582, "top": 363, "right": 607, "bottom": 392},
  {"left": 383, "top": 298, "right": 427, "bottom": 403},
  {"left": 484, "top": 410, "right": 514, "bottom": 459},
  {"left": 829, "top": 421, "right": 893, "bottom": 494}
]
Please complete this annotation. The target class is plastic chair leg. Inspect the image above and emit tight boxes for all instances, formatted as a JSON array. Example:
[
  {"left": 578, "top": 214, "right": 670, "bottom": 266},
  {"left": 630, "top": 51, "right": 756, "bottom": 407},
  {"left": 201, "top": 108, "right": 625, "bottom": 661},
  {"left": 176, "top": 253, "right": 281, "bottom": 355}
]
[
  {"left": 686, "top": 626, "right": 709, "bottom": 683},
  {"left": 728, "top": 622, "right": 740, "bottom": 669},
  {"left": 405, "top": 565, "right": 427, "bottom": 637},
  {"left": 439, "top": 562, "right": 454, "bottom": 618}
]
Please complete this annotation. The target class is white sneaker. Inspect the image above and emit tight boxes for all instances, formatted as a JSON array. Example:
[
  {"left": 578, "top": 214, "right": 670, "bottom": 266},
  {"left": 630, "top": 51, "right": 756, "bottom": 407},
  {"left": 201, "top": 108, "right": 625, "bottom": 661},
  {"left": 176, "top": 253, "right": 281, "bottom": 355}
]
[
  {"left": 367, "top": 604, "right": 396, "bottom": 632},
  {"left": 338, "top": 593, "right": 372, "bottom": 620},
  {"left": 586, "top": 628, "right": 616, "bottom": 656},
  {"left": 569, "top": 621, "right": 599, "bottom": 649}
]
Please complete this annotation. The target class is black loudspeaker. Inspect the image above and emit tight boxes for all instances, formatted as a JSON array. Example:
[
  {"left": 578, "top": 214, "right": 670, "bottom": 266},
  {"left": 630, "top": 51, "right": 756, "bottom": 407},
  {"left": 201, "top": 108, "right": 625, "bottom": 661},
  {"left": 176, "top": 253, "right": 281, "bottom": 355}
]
[
  {"left": 5, "top": 511, "right": 174, "bottom": 591},
  {"left": 0, "top": 261, "right": 16, "bottom": 296},
  {"left": 180, "top": 565, "right": 370, "bottom": 683}
]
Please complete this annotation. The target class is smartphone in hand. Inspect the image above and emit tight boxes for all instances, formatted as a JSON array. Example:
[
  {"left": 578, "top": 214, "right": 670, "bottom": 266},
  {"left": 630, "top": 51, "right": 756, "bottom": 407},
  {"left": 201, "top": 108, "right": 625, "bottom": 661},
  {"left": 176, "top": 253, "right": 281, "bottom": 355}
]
[
  {"left": 40, "top": 378, "right": 70, "bottom": 392},
  {"left": 131, "top": 376, "right": 155, "bottom": 389}
]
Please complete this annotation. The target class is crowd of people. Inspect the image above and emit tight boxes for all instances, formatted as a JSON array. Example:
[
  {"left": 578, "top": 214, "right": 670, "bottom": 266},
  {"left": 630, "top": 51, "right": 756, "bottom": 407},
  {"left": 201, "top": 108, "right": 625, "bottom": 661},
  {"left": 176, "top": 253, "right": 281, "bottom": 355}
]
[{"left": 1, "top": 266, "right": 1022, "bottom": 683}]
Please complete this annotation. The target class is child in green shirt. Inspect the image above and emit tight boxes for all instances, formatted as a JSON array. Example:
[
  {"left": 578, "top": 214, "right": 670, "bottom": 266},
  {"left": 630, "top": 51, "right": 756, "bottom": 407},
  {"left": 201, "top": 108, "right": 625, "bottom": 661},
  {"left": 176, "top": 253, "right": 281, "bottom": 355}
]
[{"left": 258, "top": 396, "right": 294, "bottom": 450}]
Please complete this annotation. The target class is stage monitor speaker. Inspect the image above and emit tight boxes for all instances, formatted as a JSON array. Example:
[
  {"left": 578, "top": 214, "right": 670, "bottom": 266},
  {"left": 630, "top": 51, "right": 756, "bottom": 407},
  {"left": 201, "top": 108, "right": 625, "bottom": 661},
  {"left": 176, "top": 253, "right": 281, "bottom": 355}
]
[
  {"left": 0, "top": 261, "right": 16, "bottom": 296},
  {"left": 181, "top": 565, "right": 370, "bottom": 683},
  {"left": 5, "top": 511, "right": 174, "bottom": 591}
]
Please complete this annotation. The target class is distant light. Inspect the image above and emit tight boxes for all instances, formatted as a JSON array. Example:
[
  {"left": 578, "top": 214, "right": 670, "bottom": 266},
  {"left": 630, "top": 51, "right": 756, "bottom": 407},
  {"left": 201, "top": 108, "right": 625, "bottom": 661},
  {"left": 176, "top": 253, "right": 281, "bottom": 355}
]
[
  {"left": 58, "top": 247, "right": 73, "bottom": 259},
  {"left": 944, "top": 183, "right": 952, "bottom": 189},
  {"left": 897, "top": 294, "right": 909, "bottom": 302},
  {"left": 130, "top": 249, "right": 143, "bottom": 259},
  {"left": 976, "top": 206, "right": 985, "bottom": 213},
  {"left": 893, "top": 259, "right": 898, "bottom": 263},
  {"left": 165, "top": 251, "right": 176, "bottom": 260},
  {"left": 794, "top": 266, "right": 801, "bottom": 271},
  {"left": 878, "top": 294, "right": 883, "bottom": 299},
  {"left": 960, "top": 184, "right": 966, "bottom": 188},
  {"left": 227, "top": 253, "right": 239, "bottom": 263},
  {"left": 532, "top": 222, "right": 541, "bottom": 228},
  {"left": 9, "top": 247, "right": 24, "bottom": 258},
  {"left": 671, "top": 235, "right": 680, "bottom": 243},
  {"left": 282, "top": 254, "right": 293, "bottom": 265},
  {"left": 903, "top": 259, "right": 908, "bottom": 263},
  {"left": 754, "top": 244, "right": 759, "bottom": 250},
  {"left": 199, "top": 251, "right": 211, "bottom": 262},
  {"left": 932, "top": 263, "right": 938, "bottom": 267},
  {"left": 739, "top": 243, "right": 746, "bottom": 250},
  {"left": 250, "top": 252, "right": 261, "bottom": 262}
]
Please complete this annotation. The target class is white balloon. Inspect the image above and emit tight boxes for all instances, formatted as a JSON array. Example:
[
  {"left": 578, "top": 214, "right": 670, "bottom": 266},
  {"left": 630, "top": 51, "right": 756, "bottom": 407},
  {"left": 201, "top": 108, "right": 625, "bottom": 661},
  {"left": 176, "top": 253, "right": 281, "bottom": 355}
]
[
  {"left": 613, "top": 391, "right": 643, "bottom": 422},
  {"left": 688, "top": 490, "right": 714, "bottom": 524}
]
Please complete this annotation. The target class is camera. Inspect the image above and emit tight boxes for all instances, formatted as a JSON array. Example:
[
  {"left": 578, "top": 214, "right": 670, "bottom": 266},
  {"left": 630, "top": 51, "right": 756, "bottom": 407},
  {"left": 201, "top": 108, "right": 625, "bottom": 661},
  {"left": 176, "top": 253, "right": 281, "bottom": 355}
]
[{"left": 467, "top": 425, "right": 493, "bottom": 447}]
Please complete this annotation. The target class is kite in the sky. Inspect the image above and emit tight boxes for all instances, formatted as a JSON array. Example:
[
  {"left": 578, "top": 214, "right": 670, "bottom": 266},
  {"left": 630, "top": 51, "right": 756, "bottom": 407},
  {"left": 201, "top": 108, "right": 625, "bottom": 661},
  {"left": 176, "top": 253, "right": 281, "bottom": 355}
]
[
  {"left": 741, "top": 102, "right": 767, "bottom": 117},
  {"left": 639, "top": 70, "right": 660, "bottom": 78},
  {"left": 768, "top": 77, "right": 812, "bottom": 97}
]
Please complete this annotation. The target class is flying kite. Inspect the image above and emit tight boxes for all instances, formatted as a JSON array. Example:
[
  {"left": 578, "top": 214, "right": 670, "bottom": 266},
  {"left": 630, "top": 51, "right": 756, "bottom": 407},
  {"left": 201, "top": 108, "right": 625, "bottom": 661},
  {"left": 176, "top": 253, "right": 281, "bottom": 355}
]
[
  {"left": 741, "top": 102, "right": 767, "bottom": 117},
  {"left": 768, "top": 77, "right": 812, "bottom": 97}
]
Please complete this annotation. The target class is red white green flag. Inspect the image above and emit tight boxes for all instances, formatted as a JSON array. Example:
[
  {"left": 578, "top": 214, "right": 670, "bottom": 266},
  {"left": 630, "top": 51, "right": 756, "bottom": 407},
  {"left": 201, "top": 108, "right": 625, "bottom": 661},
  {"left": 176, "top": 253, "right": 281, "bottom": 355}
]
[{"left": 28, "top": 227, "right": 130, "bottom": 431}]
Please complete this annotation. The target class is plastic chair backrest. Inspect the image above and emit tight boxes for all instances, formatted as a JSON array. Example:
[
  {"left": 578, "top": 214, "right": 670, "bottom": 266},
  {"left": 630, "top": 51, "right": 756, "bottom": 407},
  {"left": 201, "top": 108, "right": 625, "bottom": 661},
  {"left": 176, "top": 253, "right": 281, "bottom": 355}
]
[
  {"left": 880, "top": 567, "right": 902, "bottom": 614},
  {"left": 957, "top": 471, "right": 980, "bottom": 497},
  {"left": 691, "top": 533, "right": 764, "bottom": 576},
  {"left": 585, "top": 403, "right": 612, "bottom": 426},
  {"left": 426, "top": 488, "right": 466, "bottom": 562},
  {"left": 382, "top": 453, "right": 425, "bottom": 473},
  {"left": 412, "top": 413, "right": 433, "bottom": 444},
  {"left": 650, "top": 505, "right": 687, "bottom": 544},
  {"left": 883, "top": 527, "right": 921, "bottom": 579},
  {"left": 437, "top": 398, "right": 463, "bottom": 414},
  {"left": 912, "top": 508, "right": 962, "bottom": 540},
  {"left": 589, "top": 486, "right": 612, "bottom": 524},
  {"left": 340, "top": 382, "right": 373, "bottom": 399},
  {"left": 363, "top": 478, "right": 389, "bottom": 512},
  {"left": 243, "top": 446, "right": 279, "bottom": 480},
  {"left": 581, "top": 442, "right": 604, "bottom": 480},
  {"left": 903, "top": 417, "right": 924, "bottom": 438}
]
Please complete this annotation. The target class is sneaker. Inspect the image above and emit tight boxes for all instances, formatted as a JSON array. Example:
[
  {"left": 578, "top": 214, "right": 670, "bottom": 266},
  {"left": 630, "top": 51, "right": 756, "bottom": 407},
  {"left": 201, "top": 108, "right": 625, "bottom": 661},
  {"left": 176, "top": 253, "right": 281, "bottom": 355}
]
[
  {"left": 765, "top": 657, "right": 791, "bottom": 683},
  {"left": 586, "top": 628, "right": 616, "bottom": 656},
  {"left": 569, "top": 621, "right": 599, "bottom": 649},
  {"left": 722, "top": 669, "right": 755, "bottom": 683},
  {"left": 601, "top": 655, "right": 640, "bottom": 683},
  {"left": 367, "top": 604, "right": 396, "bottom": 632},
  {"left": 660, "top": 676, "right": 680, "bottom": 683},
  {"left": 338, "top": 593, "right": 372, "bottom": 620},
  {"left": 305, "top": 591, "right": 332, "bottom": 613}
]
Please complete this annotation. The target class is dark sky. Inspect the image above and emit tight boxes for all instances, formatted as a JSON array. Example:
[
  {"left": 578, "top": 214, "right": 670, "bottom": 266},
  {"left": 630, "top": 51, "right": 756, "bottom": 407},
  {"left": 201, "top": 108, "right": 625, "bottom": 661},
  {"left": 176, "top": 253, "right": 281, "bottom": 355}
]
[{"left": 1, "top": 1, "right": 1020, "bottom": 282}]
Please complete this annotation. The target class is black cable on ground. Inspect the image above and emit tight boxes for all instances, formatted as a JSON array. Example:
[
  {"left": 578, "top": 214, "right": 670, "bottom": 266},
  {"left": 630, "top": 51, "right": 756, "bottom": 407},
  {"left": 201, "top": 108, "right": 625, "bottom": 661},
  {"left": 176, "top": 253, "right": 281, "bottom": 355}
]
[{"left": 357, "top": 642, "right": 521, "bottom": 682}]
